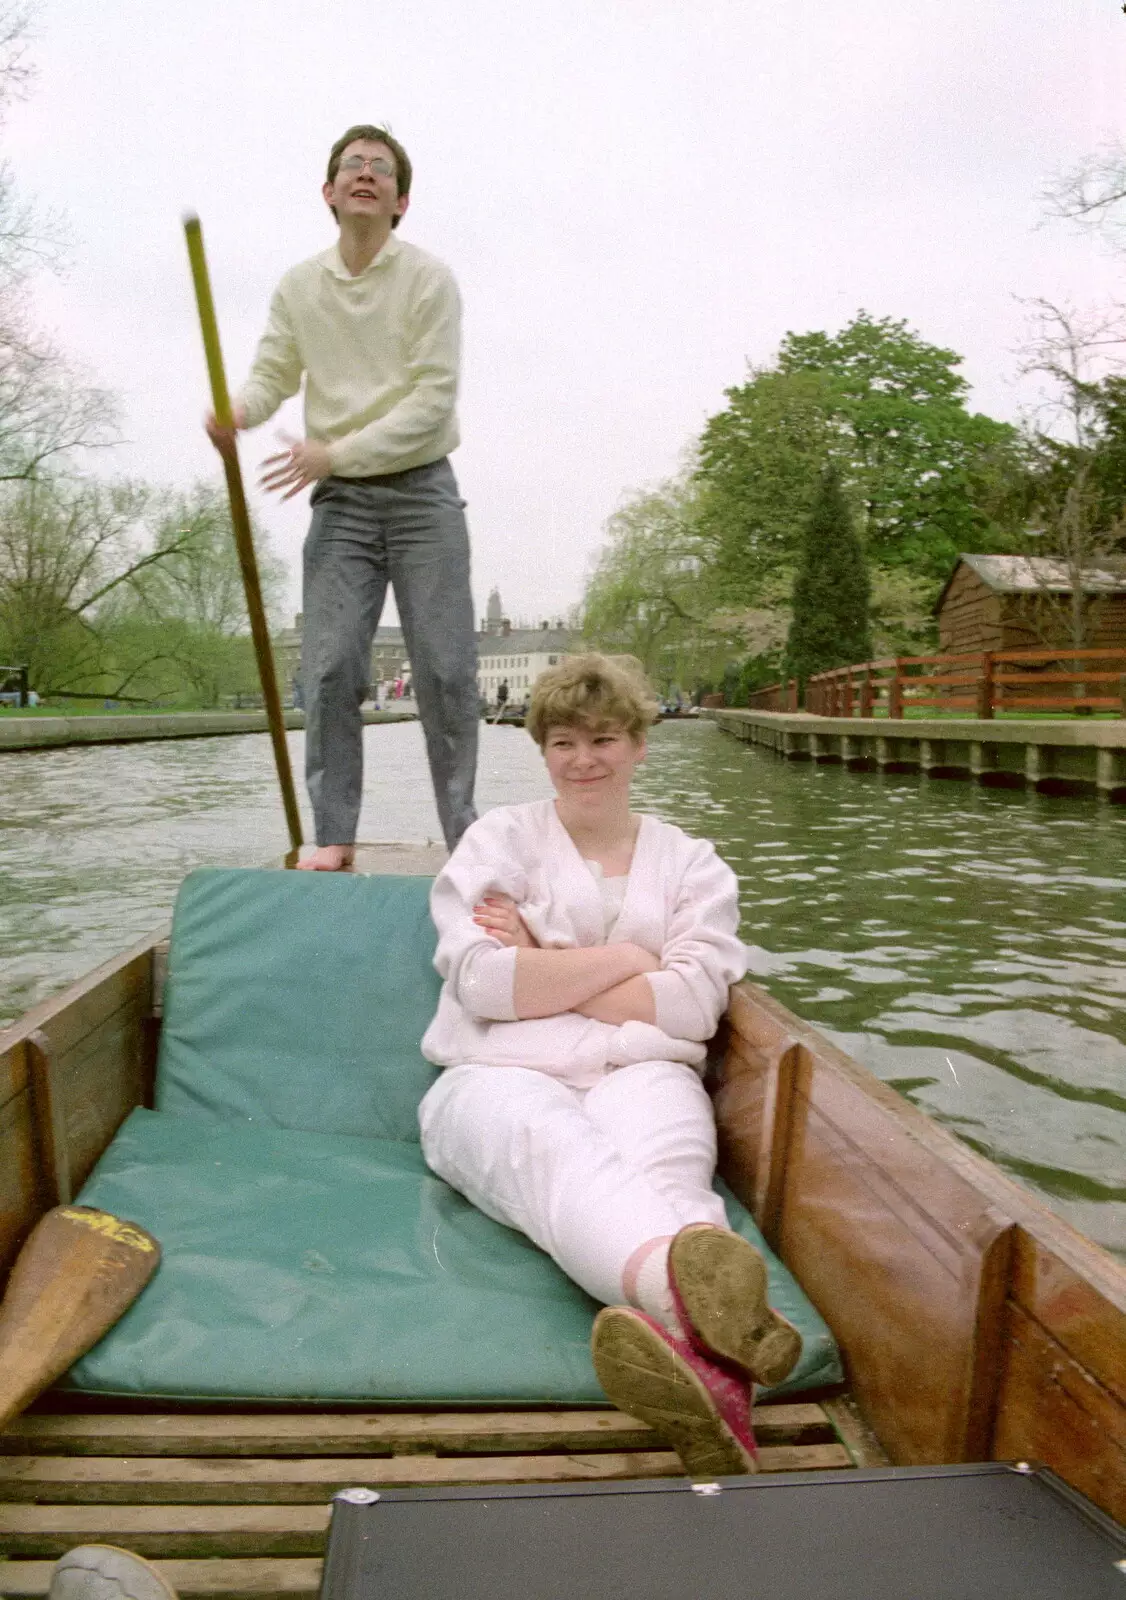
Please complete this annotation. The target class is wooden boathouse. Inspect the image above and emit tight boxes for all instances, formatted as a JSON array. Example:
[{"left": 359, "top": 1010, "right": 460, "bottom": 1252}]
[{"left": 935, "top": 554, "right": 1126, "bottom": 654}]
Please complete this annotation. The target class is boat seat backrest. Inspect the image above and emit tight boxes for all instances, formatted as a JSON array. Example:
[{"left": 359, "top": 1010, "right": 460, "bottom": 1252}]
[{"left": 154, "top": 867, "right": 441, "bottom": 1140}]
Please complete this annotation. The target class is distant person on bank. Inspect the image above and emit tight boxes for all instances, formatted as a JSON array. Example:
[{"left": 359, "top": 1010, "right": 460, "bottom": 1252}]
[{"left": 205, "top": 122, "right": 478, "bottom": 868}]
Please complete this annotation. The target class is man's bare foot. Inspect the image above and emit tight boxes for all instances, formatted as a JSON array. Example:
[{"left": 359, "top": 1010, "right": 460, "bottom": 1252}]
[{"left": 296, "top": 845, "right": 355, "bottom": 872}]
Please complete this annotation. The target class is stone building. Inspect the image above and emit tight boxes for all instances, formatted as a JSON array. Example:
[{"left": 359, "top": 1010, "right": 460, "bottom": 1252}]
[
  {"left": 273, "top": 618, "right": 409, "bottom": 700},
  {"left": 476, "top": 588, "right": 574, "bottom": 703},
  {"left": 274, "top": 589, "right": 576, "bottom": 707}
]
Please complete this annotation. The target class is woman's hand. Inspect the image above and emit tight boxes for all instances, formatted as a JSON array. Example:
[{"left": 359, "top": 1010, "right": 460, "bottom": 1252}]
[{"left": 473, "top": 893, "right": 539, "bottom": 949}]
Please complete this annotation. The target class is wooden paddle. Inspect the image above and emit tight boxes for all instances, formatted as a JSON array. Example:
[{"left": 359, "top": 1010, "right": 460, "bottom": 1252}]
[
  {"left": 183, "top": 212, "right": 304, "bottom": 857},
  {"left": 0, "top": 1206, "right": 160, "bottom": 1430}
]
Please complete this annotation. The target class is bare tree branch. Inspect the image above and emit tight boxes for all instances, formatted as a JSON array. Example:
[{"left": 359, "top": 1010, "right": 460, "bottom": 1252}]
[
  {"left": 1013, "top": 296, "right": 1126, "bottom": 448},
  {"left": 1042, "top": 140, "right": 1126, "bottom": 252}
]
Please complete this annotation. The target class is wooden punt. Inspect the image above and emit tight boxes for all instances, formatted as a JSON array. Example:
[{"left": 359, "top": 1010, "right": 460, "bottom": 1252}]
[{"left": 1, "top": 842, "right": 1122, "bottom": 1596}]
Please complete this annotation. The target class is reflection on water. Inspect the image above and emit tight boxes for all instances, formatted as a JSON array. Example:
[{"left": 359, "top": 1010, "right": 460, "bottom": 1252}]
[{"left": 2, "top": 718, "right": 1124, "bottom": 1257}]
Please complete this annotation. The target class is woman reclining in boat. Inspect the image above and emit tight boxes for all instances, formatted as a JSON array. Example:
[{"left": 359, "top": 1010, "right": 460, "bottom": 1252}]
[{"left": 418, "top": 653, "right": 801, "bottom": 1475}]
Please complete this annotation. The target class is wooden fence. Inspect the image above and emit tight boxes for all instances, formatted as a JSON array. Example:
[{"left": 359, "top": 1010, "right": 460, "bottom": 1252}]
[{"left": 743, "top": 648, "right": 1126, "bottom": 718}]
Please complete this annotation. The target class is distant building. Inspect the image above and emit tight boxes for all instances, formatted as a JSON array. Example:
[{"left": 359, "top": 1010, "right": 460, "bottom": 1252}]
[
  {"left": 274, "top": 617, "right": 409, "bottom": 696},
  {"left": 935, "top": 555, "right": 1126, "bottom": 653},
  {"left": 477, "top": 588, "right": 575, "bottom": 702},
  {"left": 275, "top": 590, "right": 577, "bottom": 706}
]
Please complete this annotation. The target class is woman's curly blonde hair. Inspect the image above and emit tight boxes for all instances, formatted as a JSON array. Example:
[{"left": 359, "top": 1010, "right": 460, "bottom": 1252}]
[{"left": 526, "top": 653, "right": 660, "bottom": 747}]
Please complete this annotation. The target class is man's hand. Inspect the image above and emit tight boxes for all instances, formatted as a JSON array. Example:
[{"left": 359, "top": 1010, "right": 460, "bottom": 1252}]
[
  {"left": 473, "top": 893, "right": 538, "bottom": 949},
  {"left": 204, "top": 403, "right": 247, "bottom": 460},
  {"left": 259, "top": 434, "right": 332, "bottom": 500}
]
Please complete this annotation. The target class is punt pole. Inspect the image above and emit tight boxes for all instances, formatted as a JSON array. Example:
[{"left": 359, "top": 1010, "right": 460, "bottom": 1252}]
[{"left": 183, "top": 213, "right": 303, "bottom": 856}]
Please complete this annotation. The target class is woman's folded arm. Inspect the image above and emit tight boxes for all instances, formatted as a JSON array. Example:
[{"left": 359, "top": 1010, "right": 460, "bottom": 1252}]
[{"left": 513, "top": 943, "right": 658, "bottom": 1020}]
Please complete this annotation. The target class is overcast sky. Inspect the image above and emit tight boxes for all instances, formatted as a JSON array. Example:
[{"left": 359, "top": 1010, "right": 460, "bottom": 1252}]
[{"left": 6, "top": 0, "right": 1125, "bottom": 625}]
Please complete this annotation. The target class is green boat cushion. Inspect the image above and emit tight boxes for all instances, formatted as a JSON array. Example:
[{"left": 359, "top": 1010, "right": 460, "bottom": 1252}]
[
  {"left": 155, "top": 868, "right": 442, "bottom": 1141},
  {"left": 67, "top": 1108, "right": 843, "bottom": 1403}
]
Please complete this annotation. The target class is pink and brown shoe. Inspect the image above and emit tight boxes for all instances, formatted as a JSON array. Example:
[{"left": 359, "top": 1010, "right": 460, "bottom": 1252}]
[
  {"left": 591, "top": 1305, "right": 758, "bottom": 1479},
  {"left": 668, "top": 1223, "right": 803, "bottom": 1388}
]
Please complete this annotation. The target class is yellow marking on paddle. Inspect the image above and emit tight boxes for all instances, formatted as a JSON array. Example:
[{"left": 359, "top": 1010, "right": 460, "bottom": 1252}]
[{"left": 58, "top": 1208, "right": 156, "bottom": 1253}]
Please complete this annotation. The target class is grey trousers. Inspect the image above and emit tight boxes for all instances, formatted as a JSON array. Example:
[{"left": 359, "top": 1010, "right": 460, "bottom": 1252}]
[{"left": 301, "top": 459, "right": 479, "bottom": 851}]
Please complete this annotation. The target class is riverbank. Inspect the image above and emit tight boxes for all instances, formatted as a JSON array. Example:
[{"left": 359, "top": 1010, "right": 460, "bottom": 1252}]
[
  {"left": 0, "top": 707, "right": 416, "bottom": 752},
  {"left": 711, "top": 709, "right": 1126, "bottom": 801}
]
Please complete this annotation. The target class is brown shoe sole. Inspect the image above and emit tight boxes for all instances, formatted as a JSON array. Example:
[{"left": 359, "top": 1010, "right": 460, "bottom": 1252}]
[
  {"left": 669, "top": 1225, "right": 803, "bottom": 1387},
  {"left": 591, "top": 1306, "right": 756, "bottom": 1480}
]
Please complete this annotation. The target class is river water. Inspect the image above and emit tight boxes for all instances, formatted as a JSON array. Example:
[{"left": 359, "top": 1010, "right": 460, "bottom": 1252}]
[{"left": 1, "top": 718, "right": 1123, "bottom": 1258}]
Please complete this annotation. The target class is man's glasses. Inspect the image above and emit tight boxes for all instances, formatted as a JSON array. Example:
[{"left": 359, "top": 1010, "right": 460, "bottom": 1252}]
[{"left": 338, "top": 156, "right": 395, "bottom": 179}]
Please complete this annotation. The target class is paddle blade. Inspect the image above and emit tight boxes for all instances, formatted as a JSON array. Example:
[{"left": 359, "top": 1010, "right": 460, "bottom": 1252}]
[{"left": 0, "top": 1205, "right": 160, "bottom": 1429}]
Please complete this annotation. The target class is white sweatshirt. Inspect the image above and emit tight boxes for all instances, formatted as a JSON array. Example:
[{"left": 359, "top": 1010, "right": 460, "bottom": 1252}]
[
  {"left": 236, "top": 236, "right": 460, "bottom": 478},
  {"left": 421, "top": 800, "right": 749, "bottom": 1088}
]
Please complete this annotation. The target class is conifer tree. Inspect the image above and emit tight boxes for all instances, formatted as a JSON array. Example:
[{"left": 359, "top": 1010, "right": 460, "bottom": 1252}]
[{"left": 784, "top": 463, "right": 872, "bottom": 689}]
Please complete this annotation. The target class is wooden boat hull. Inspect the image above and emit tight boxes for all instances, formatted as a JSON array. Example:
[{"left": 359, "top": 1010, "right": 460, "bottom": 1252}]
[{"left": 1, "top": 844, "right": 1122, "bottom": 1597}]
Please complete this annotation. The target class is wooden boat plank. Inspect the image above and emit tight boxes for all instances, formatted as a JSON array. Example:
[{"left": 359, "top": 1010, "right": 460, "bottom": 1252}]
[
  {"left": 0, "top": 1559, "right": 324, "bottom": 1600},
  {"left": 0, "top": 939, "right": 156, "bottom": 1062},
  {"left": 0, "top": 1403, "right": 831, "bottom": 1457},
  {"left": 0, "top": 1451, "right": 683, "bottom": 1505},
  {"left": 0, "top": 1071, "right": 44, "bottom": 1270},
  {"left": 349, "top": 843, "right": 447, "bottom": 877},
  {"left": 0, "top": 1441, "right": 852, "bottom": 1556},
  {"left": 0, "top": 1503, "right": 330, "bottom": 1558},
  {"left": 0, "top": 943, "right": 159, "bottom": 1275},
  {"left": 0, "top": 1442, "right": 849, "bottom": 1502},
  {"left": 1010, "top": 1232, "right": 1126, "bottom": 1403},
  {"left": 717, "top": 978, "right": 1126, "bottom": 1506},
  {"left": 724, "top": 989, "right": 1009, "bottom": 1252},
  {"left": 993, "top": 1302, "right": 1126, "bottom": 1526},
  {"left": 725, "top": 981, "right": 1126, "bottom": 1283},
  {"left": 819, "top": 1397, "right": 890, "bottom": 1469},
  {"left": 721, "top": 1044, "right": 1010, "bottom": 1466}
]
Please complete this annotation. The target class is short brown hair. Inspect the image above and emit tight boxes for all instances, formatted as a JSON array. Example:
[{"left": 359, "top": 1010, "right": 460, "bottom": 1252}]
[
  {"left": 526, "top": 653, "right": 660, "bottom": 747},
  {"left": 325, "top": 124, "right": 412, "bottom": 228}
]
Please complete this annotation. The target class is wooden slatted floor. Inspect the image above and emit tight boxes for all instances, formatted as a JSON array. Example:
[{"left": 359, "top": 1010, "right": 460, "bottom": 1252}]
[{"left": 0, "top": 1399, "right": 878, "bottom": 1597}]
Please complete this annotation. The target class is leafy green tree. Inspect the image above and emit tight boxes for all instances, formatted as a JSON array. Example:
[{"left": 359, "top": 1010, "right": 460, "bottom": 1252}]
[
  {"left": 784, "top": 464, "right": 872, "bottom": 688},
  {"left": 103, "top": 483, "right": 287, "bottom": 708},
  {"left": 0, "top": 475, "right": 173, "bottom": 693},
  {"left": 695, "top": 312, "right": 1023, "bottom": 608},
  {"left": 694, "top": 367, "right": 834, "bottom": 601},
  {"left": 581, "top": 475, "right": 738, "bottom": 693},
  {"left": 0, "top": 475, "right": 287, "bottom": 704}
]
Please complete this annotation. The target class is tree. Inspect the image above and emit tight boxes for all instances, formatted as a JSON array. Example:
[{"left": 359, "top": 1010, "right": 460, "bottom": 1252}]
[
  {"left": 581, "top": 475, "right": 738, "bottom": 692},
  {"left": 0, "top": 475, "right": 175, "bottom": 693},
  {"left": 774, "top": 313, "right": 1020, "bottom": 577},
  {"left": 784, "top": 464, "right": 871, "bottom": 689},
  {"left": 1014, "top": 297, "right": 1126, "bottom": 452},
  {"left": 694, "top": 367, "right": 835, "bottom": 602},
  {"left": 0, "top": 5, "right": 116, "bottom": 483},
  {"left": 1042, "top": 139, "right": 1126, "bottom": 256},
  {"left": 113, "top": 483, "right": 287, "bottom": 707},
  {"left": 0, "top": 475, "right": 287, "bottom": 703},
  {"left": 695, "top": 313, "right": 1022, "bottom": 609}
]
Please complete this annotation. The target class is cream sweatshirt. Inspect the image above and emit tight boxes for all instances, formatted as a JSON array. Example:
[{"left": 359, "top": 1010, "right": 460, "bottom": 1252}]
[
  {"left": 236, "top": 235, "right": 461, "bottom": 478},
  {"left": 421, "top": 801, "right": 748, "bottom": 1087}
]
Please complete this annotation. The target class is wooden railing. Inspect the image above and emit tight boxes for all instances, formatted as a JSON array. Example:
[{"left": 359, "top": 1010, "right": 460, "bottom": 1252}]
[
  {"left": 737, "top": 648, "right": 1126, "bottom": 718},
  {"left": 745, "top": 681, "right": 799, "bottom": 712}
]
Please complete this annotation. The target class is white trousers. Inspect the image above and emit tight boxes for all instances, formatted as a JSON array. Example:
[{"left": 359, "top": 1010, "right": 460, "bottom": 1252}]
[{"left": 418, "top": 1059, "right": 728, "bottom": 1307}]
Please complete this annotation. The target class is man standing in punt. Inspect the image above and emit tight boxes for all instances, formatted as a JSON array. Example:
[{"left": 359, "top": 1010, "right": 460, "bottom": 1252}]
[{"left": 206, "top": 123, "right": 478, "bottom": 867}]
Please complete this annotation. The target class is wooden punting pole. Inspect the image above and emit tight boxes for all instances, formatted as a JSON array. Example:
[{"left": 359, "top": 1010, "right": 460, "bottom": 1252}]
[{"left": 183, "top": 214, "right": 303, "bottom": 855}]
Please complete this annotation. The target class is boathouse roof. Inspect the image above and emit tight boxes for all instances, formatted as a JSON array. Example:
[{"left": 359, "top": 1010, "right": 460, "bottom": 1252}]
[{"left": 935, "top": 554, "right": 1126, "bottom": 613}]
